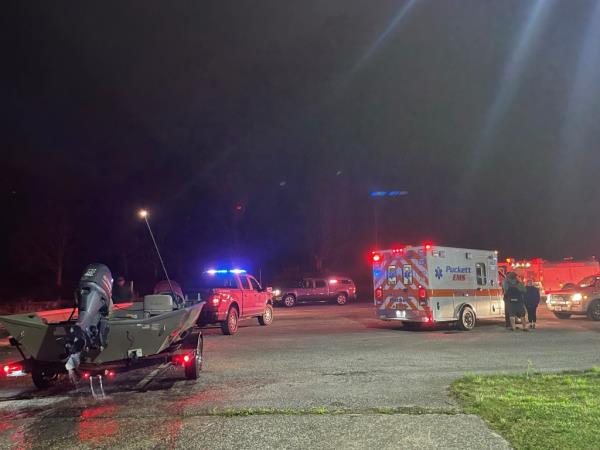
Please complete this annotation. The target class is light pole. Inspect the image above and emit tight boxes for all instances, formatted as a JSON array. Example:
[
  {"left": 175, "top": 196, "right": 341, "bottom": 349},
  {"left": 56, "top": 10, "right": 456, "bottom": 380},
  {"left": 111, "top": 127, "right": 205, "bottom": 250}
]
[
  {"left": 138, "top": 209, "right": 176, "bottom": 298},
  {"left": 369, "top": 191, "right": 408, "bottom": 249}
]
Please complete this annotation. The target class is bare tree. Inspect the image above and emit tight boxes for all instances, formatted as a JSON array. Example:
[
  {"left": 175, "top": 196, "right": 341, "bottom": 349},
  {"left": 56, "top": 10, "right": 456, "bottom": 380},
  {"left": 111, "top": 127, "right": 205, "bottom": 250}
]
[{"left": 13, "top": 209, "right": 72, "bottom": 290}]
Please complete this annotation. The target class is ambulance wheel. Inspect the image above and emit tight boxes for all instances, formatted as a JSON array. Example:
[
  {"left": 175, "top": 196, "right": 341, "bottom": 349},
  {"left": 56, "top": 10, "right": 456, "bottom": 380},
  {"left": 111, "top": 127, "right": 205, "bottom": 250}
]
[
  {"left": 587, "top": 300, "right": 600, "bottom": 321},
  {"left": 554, "top": 312, "right": 572, "bottom": 320},
  {"left": 283, "top": 295, "right": 296, "bottom": 308},
  {"left": 184, "top": 333, "right": 203, "bottom": 380},
  {"left": 31, "top": 364, "right": 59, "bottom": 390},
  {"left": 457, "top": 306, "right": 476, "bottom": 331},
  {"left": 221, "top": 307, "right": 239, "bottom": 335}
]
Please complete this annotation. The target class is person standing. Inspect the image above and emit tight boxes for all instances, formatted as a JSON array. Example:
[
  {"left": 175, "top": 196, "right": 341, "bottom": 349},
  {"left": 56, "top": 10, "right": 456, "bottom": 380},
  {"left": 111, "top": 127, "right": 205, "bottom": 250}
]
[
  {"left": 113, "top": 276, "right": 133, "bottom": 303},
  {"left": 524, "top": 280, "right": 541, "bottom": 329},
  {"left": 503, "top": 272, "right": 527, "bottom": 331}
]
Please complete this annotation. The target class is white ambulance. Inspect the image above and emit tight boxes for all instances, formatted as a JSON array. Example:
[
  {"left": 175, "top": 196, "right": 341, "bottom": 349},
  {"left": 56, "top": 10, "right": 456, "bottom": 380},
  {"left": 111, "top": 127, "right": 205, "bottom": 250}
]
[{"left": 372, "top": 245, "right": 504, "bottom": 330}]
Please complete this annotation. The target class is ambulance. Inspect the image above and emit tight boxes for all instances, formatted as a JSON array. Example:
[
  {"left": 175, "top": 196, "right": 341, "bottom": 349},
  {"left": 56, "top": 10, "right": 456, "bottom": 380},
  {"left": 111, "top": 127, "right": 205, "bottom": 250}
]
[{"left": 372, "top": 245, "right": 504, "bottom": 330}]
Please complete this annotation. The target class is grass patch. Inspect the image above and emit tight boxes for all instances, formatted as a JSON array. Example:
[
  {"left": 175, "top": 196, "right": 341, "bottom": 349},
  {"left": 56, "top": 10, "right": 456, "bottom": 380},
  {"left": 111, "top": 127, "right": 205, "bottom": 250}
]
[
  {"left": 452, "top": 368, "right": 600, "bottom": 450},
  {"left": 206, "top": 405, "right": 459, "bottom": 417}
]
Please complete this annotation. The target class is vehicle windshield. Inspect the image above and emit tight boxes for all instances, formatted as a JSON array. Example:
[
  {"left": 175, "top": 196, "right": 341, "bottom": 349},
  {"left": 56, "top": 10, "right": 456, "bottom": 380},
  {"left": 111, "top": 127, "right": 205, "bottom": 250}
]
[
  {"left": 577, "top": 276, "right": 598, "bottom": 288},
  {"left": 198, "top": 274, "right": 238, "bottom": 289}
]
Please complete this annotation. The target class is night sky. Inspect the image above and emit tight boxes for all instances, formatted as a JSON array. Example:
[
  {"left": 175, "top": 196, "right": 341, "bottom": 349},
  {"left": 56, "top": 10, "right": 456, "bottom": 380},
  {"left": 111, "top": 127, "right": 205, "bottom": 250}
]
[{"left": 2, "top": 1, "right": 600, "bottom": 296}]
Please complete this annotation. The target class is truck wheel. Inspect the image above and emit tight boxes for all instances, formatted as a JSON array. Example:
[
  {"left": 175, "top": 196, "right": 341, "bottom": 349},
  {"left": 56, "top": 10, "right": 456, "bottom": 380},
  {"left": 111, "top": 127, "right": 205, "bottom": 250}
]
[
  {"left": 587, "top": 300, "right": 600, "bottom": 321},
  {"left": 258, "top": 304, "right": 273, "bottom": 326},
  {"left": 184, "top": 333, "right": 203, "bottom": 380},
  {"left": 221, "top": 307, "right": 239, "bottom": 335},
  {"left": 335, "top": 293, "right": 348, "bottom": 305},
  {"left": 554, "top": 312, "right": 572, "bottom": 320},
  {"left": 457, "top": 306, "right": 476, "bottom": 331},
  {"left": 31, "top": 365, "right": 58, "bottom": 390},
  {"left": 283, "top": 295, "right": 296, "bottom": 308}
]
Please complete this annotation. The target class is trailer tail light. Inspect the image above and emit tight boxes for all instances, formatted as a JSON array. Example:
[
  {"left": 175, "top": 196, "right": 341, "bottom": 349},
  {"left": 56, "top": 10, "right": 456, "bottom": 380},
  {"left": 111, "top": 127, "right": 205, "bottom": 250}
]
[
  {"left": 3, "top": 363, "right": 24, "bottom": 377},
  {"left": 173, "top": 354, "right": 193, "bottom": 366}
]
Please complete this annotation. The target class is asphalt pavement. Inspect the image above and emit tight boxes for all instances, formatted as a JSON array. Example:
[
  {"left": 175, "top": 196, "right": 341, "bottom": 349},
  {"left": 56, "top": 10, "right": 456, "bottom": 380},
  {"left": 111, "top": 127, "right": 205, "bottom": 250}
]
[{"left": 0, "top": 302, "right": 598, "bottom": 449}]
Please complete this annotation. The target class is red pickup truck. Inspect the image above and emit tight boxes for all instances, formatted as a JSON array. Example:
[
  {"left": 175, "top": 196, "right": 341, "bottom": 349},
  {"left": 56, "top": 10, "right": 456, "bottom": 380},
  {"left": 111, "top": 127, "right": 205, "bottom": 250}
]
[{"left": 195, "top": 270, "right": 273, "bottom": 335}]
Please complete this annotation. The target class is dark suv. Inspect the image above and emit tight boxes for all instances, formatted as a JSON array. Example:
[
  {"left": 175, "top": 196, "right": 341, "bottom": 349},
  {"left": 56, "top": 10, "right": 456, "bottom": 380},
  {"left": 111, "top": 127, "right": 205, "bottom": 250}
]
[{"left": 273, "top": 276, "right": 357, "bottom": 307}]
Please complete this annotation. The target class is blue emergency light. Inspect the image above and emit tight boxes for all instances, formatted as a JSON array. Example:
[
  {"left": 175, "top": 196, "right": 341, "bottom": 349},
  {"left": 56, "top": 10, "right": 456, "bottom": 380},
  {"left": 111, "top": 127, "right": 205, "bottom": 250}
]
[
  {"left": 370, "top": 190, "right": 408, "bottom": 197},
  {"left": 205, "top": 269, "right": 247, "bottom": 275}
]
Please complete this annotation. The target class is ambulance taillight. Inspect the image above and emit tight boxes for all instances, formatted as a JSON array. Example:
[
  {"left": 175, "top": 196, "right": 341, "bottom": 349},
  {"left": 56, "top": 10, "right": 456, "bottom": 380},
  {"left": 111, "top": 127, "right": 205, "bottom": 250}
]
[
  {"left": 418, "top": 287, "right": 427, "bottom": 306},
  {"left": 375, "top": 288, "right": 383, "bottom": 299}
]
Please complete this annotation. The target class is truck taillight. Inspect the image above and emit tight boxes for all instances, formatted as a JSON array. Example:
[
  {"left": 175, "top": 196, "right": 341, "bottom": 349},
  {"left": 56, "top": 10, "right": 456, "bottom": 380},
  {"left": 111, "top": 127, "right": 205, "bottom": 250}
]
[
  {"left": 211, "top": 296, "right": 220, "bottom": 305},
  {"left": 372, "top": 253, "right": 381, "bottom": 263}
]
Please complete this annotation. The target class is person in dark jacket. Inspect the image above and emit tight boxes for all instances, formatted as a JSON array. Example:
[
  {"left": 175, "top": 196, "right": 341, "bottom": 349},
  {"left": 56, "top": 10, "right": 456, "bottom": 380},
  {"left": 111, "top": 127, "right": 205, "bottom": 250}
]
[
  {"left": 524, "top": 280, "right": 541, "bottom": 329},
  {"left": 113, "top": 276, "right": 133, "bottom": 303},
  {"left": 503, "top": 272, "right": 527, "bottom": 331}
]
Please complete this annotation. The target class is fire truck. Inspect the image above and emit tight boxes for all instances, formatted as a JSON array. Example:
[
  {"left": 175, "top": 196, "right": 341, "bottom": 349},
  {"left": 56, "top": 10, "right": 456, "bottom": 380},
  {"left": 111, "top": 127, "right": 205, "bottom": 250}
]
[{"left": 498, "top": 257, "right": 599, "bottom": 294}]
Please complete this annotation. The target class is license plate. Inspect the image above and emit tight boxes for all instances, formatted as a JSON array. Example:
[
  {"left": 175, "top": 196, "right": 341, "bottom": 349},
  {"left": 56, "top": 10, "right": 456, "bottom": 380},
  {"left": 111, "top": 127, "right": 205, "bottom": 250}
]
[
  {"left": 396, "top": 310, "right": 406, "bottom": 318},
  {"left": 554, "top": 306, "right": 562, "bottom": 311}
]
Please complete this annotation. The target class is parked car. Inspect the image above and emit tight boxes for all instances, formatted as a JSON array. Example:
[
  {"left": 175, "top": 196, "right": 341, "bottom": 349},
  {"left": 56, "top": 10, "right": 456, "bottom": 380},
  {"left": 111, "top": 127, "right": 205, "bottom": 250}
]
[
  {"left": 546, "top": 274, "right": 600, "bottom": 321},
  {"left": 273, "top": 276, "right": 356, "bottom": 307},
  {"left": 195, "top": 270, "right": 273, "bottom": 335}
]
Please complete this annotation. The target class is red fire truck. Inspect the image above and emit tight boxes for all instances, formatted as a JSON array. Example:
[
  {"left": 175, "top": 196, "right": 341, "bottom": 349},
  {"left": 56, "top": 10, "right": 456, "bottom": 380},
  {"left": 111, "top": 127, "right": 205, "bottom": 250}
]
[{"left": 498, "top": 257, "right": 599, "bottom": 294}]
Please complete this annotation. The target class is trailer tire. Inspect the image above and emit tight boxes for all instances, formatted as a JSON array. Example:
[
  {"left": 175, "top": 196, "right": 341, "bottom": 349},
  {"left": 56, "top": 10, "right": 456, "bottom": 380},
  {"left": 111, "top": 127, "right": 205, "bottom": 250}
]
[
  {"left": 184, "top": 333, "right": 203, "bottom": 380},
  {"left": 31, "top": 364, "right": 58, "bottom": 390},
  {"left": 221, "top": 306, "right": 239, "bottom": 335},
  {"left": 554, "top": 312, "right": 572, "bottom": 320},
  {"left": 587, "top": 300, "right": 600, "bottom": 321},
  {"left": 457, "top": 306, "right": 476, "bottom": 331},
  {"left": 258, "top": 304, "right": 273, "bottom": 326}
]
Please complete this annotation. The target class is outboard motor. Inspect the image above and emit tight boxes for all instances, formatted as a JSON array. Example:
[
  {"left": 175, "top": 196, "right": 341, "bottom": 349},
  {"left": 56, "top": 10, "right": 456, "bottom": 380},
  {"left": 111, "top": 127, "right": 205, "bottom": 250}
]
[{"left": 65, "top": 264, "right": 113, "bottom": 371}]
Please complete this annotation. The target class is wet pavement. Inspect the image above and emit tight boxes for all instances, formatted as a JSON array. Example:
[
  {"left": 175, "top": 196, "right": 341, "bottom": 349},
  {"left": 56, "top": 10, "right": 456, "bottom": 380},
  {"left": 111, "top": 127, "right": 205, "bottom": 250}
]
[{"left": 0, "top": 302, "right": 598, "bottom": 448}]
